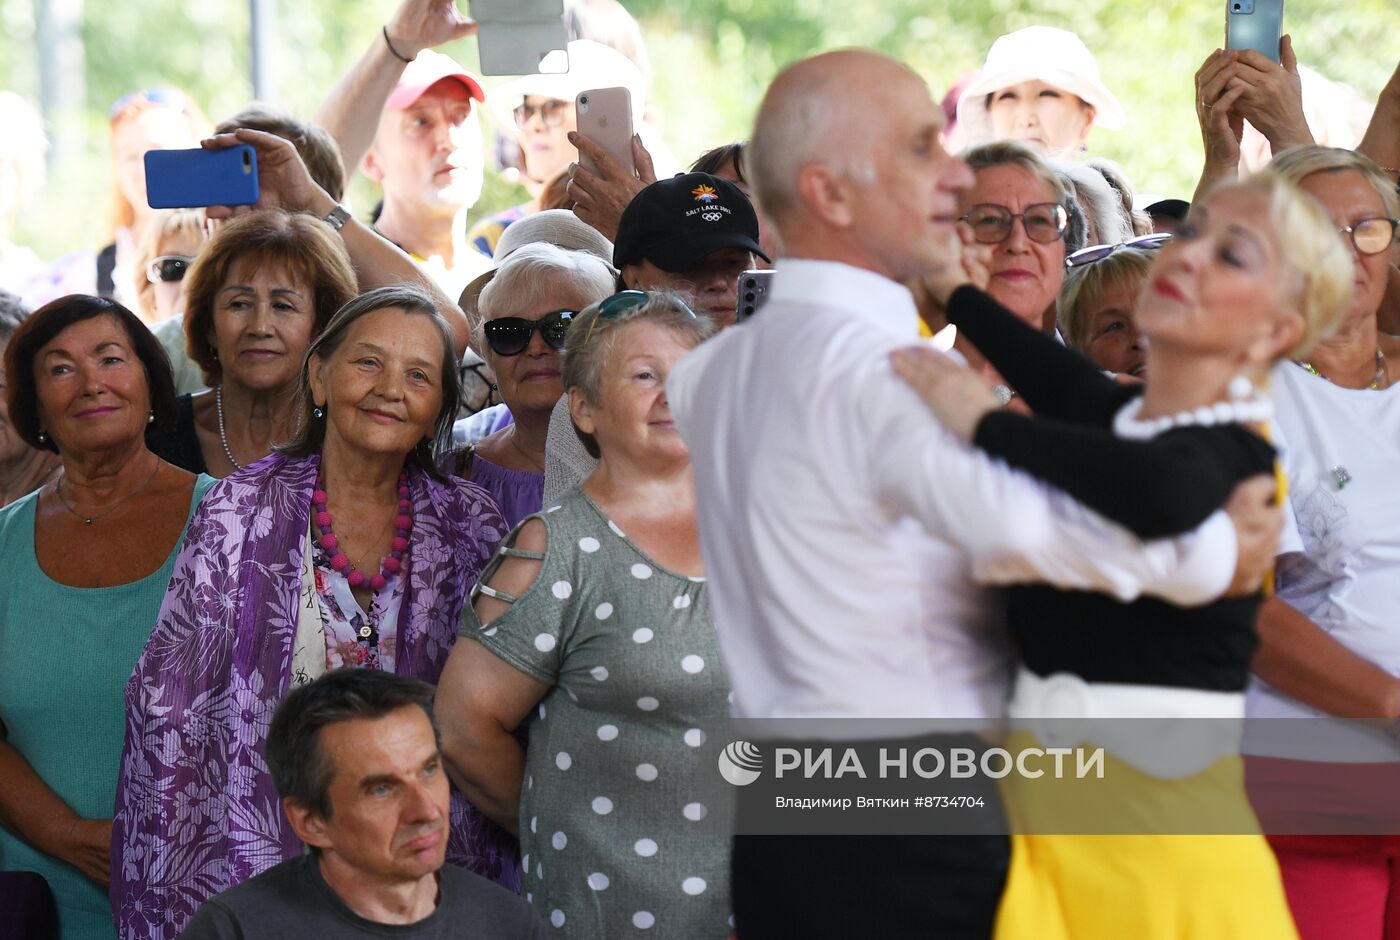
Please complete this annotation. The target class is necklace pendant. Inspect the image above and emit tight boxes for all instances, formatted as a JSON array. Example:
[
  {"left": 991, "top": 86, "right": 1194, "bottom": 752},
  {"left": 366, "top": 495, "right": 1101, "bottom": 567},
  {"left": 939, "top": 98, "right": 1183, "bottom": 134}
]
[
  {"left": 1332, "top": 465, "right": 1352, "bottom": 490},
  {"left": 84, "top": 517, "right": 93, "bottom": 525}
]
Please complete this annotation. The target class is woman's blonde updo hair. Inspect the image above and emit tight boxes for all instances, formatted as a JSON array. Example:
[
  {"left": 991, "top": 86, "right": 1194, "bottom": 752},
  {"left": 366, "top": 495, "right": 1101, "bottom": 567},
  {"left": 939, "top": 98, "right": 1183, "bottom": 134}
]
[{"left": 1210, "top": 171, "right": 1353, "bottom": 360}]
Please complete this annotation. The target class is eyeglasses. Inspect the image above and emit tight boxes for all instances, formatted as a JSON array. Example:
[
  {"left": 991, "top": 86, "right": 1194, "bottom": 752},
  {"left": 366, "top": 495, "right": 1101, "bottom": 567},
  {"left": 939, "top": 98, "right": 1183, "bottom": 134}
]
[
  {"left": 109, "top": 87, "right": 191, "bottom": 123},
  {"left": 513, "top": 98, "right": 572, "bottom": 129},
  {"left": 960, "top": 203, "right": 1068, "bottom": 245},
  {"left": 1065, "top": 233, "right": 1174, "bottom": 268},
  {"left": 147, "top": 255, "right": 195, "bottom": 284},
  {"left": 483, "top": 310, "right": 576, "bottom": 356},
  {"left": 1338, "top": 218, "right": 1398, "bottom": 256}
]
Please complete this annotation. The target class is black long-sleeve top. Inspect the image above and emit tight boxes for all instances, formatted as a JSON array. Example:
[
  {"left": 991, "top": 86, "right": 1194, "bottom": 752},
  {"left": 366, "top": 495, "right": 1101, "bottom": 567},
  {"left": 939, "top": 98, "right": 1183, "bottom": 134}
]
[{"left": 946, "top": 285, "right": 1275, "bottom": 692}]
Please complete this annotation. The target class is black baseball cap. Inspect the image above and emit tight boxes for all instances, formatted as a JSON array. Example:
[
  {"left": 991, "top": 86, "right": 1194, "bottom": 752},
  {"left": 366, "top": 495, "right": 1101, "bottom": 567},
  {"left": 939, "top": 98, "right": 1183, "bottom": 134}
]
[{"left": 613, "top": 172, "right": 770, "bottom": 272}]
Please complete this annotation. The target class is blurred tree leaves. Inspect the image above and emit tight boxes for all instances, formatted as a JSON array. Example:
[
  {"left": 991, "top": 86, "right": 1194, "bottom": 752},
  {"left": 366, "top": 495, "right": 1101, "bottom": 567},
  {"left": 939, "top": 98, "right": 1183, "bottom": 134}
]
[{"left": 3, "top": 0, "right": 1396, "bottom": 257}]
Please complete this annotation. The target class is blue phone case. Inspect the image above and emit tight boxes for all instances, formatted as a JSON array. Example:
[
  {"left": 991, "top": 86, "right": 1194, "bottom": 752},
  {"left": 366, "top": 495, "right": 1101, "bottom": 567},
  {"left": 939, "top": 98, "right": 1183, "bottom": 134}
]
[
  {"left": 144, "top": 146, "right": 260, "bottom": 209},
  {"left": 1226, "top": 0, "right": 1284, "bottom": 63}
]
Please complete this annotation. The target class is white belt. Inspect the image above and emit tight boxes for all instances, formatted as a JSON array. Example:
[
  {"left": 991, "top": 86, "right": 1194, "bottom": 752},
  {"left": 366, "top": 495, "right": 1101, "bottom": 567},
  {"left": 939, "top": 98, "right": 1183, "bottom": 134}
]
[{"left": 1008, "top": 668, "right": 1245, "bottom": 779}]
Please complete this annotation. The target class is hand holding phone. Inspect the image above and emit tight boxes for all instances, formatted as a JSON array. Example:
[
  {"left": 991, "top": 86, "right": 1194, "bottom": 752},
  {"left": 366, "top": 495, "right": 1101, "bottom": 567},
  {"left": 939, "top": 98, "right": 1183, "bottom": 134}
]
[
  {"left": 145, "top": 146, "right": 259, "bottom": 210},
  {"left": 197, "top": 128, "right": 331, "bottom": 221},
  {"left": 575, "top": 87, "right": 636, "bottom": 178}
]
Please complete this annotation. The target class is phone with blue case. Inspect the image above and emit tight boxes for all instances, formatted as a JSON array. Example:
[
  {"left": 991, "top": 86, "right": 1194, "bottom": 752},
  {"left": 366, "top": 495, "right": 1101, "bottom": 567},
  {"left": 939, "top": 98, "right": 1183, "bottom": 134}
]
[
  {"left": 1226, "top": 0, "right": 1284, "bottom": 63},
  {"left": 144, "top": 146, "right": 259, "bottom": 209}
]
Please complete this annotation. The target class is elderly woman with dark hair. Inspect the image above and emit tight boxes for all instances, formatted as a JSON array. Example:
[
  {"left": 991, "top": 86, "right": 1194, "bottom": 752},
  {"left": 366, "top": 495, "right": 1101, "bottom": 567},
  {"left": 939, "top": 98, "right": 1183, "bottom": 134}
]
[
  {"left": 112, "top": 285, "right": 512, "bottom": 939},
  {"left": 437, "top": 292, "right": 734, "bottom": 937},
  {"left": 0, "top": 295, "right": 213, "bottom": 940},
  {"left": 0, "top": 291, "right": 61, "bottom": 506}
]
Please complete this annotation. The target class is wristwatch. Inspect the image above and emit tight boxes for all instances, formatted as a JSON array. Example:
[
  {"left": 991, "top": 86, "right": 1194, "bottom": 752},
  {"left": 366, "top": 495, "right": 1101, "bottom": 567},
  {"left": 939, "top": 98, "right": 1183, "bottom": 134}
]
[{"left": 321, "top": 204, "right": 352, "bottom": 231}]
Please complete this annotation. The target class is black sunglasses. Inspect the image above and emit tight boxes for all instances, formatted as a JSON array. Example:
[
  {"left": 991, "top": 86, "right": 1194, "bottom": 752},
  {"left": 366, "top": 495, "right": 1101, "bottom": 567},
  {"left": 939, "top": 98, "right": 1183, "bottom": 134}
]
[
  {"left": 147, "top": 255, "right": 195, "bottom": 284},
  {"left": 1065, "top": 233, "right": 1173, "bottom": 268},
  {"left": 483, "top": 310, "right": 576, "bottom": 356}
]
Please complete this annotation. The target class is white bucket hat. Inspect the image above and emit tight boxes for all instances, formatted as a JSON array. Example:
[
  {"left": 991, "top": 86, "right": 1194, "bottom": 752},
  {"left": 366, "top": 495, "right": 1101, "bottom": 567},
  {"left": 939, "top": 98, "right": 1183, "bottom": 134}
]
[
  {"left": 957, "top": 26, "right": 1125, "bottom": 147},
  {"left": 486, "top": 40, "right": 646, "bottom": 139}
]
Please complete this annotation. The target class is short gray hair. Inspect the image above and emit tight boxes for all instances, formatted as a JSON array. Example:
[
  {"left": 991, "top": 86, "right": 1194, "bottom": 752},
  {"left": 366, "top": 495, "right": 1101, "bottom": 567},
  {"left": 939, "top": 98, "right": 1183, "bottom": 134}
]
[
  {"left": 1268, "top": 145, "right": 1400, "bottom": 221},
  {"left": 962, "top": 140, "right": 1068, "bottom": 206},
  {"left": 562, "top": 291, "right": 716, "bottom": 458},
  {"left": 1053, "top": 161, "right": 1134, "bottom": 247},
  {"left": 0, "top": 290, "right": 32, "bottom": 344},
  {"left": 475, "top": 243, "right": 616, "bottom": 351},
  {"left": 279, "top": 284, "right": 460, "bottom": 477}
]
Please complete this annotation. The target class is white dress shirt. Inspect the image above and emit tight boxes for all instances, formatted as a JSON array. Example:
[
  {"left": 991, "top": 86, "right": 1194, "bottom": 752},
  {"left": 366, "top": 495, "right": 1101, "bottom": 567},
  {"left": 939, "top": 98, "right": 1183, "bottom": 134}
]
[{"left": 668, "top": 258, "right": 1237, "bottom": 727}]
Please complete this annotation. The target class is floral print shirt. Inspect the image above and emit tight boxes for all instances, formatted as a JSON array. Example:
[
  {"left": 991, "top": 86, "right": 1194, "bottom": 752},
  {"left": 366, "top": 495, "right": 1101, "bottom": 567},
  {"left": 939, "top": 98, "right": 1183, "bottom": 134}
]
[{"left": 309, "top": 539, "right": 404, "bottom": 672}]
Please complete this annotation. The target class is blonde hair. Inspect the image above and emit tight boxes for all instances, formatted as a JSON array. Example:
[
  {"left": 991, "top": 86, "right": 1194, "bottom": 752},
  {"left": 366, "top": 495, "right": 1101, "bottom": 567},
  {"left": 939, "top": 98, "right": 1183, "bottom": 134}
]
[
  {"left": 132, "top": 209, "right": 206, "bottom": 323},
  {"left": 1267, "top": 145, "right": 1400, "bottom": 223},
  {"left": 562, "top": 292, "right": 715, "bottom": 458},
  {"left": 1056, "top": 247, "right": 1154, "bottom": 352},
  {"left": 1212, "top": 172, "right": 1353, "bottom": 360}
]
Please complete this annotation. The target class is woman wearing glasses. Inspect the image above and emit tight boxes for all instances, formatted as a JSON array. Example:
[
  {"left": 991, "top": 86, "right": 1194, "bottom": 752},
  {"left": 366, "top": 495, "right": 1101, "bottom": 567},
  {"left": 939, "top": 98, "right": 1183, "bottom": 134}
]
[
  {"left": 146, "top": 208, "right": 357, "bottom": 477},
  {"left": 132, "top": 209, "right": 205, "bottom": 326},
  {"left": 1244, "top": 147, "right": 1400, "bottom": 940},
  {"left": 454, "top": 243, "right": 615, "bottom": 529},
  {"left": 437, "top": 292, "right": 734, "bottom": 938},
  {"left": 894, "top": 171, "right": 1353, "bottom": 938}
]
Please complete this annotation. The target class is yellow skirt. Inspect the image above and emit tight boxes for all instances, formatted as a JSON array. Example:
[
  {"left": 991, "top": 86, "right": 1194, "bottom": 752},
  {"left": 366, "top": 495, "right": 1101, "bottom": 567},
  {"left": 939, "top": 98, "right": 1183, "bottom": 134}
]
[{"left": 993, "top": 732, "right": 1298, "bottom": 940}]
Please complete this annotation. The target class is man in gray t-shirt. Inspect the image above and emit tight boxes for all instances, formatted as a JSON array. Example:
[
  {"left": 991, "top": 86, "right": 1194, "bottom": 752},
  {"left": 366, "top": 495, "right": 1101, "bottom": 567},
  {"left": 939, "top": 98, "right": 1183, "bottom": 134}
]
[{"left": 178, "top": 670, "right": 544, "bottom": 939}]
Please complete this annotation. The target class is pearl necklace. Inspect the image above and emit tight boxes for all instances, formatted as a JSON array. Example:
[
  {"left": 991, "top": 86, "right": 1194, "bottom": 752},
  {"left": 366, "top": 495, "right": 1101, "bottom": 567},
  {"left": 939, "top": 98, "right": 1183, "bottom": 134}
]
[
  {"left": 1112, "top": 395, "right": 1274, "bottom": 440},
  {"left": 215, "top": 385, "right": 243, "bottom": 470}
]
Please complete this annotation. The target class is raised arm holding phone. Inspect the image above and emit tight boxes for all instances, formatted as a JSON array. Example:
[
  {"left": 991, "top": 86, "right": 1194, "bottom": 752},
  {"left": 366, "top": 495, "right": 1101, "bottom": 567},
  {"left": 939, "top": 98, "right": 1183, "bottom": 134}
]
[{"left": 202, "top": 127, "right": 474, "bottom": 356}]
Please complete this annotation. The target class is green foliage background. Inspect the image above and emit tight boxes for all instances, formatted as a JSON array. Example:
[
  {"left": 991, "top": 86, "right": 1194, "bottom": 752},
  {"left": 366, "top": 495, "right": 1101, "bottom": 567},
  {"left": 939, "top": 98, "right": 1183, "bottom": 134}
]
[{"left": 3, "top": 0, "right": 1396, "bottom": 258}]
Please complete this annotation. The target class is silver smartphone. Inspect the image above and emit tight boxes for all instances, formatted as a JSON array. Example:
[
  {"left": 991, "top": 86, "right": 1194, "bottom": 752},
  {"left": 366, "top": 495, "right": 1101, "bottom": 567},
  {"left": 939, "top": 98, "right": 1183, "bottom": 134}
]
[
  {"left": 736, "top": 270, "right": 776, "bottom": 322},
  {"left": 470, "top": 0, "right": 569, "bottom": 76},
  {"left": 1226, "top": 0, "right": 1284, "bottom": 64}
]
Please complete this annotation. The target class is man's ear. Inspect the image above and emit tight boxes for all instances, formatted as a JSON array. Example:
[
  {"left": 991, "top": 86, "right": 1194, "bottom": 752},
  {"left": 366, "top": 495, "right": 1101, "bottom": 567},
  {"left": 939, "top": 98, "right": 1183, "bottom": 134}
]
[
  {"left": 796, "top": 164, "right": 855, "bottom": 229},
  {"left": 619, "top": 265, "right": 645, "bottom": 291},
  {"left": 283, "top": 797, "right": 332, "bottom": 850},
  {"left": 362, "top": 148, "right": 385, "bottom": 186}
]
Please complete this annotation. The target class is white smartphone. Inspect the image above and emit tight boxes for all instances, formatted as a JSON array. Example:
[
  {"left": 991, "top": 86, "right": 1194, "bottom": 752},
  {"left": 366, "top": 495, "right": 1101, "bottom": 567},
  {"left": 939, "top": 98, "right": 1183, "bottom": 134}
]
[
  {"left": 1226, "top": 0, "right": 1284, "bottom": 64},
  {"left": 471, "top": 0, "right": 568, "bottom": 76},
  {"left": 576, "top": 87, "right": 635, "bottom": 177}
]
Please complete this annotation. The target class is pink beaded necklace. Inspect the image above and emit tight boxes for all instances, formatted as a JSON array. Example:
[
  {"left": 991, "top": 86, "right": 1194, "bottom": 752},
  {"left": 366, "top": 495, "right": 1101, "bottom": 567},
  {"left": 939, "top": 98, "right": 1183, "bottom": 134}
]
[{"left": 312, "top": 472, "right": 412, "bottom": 591}]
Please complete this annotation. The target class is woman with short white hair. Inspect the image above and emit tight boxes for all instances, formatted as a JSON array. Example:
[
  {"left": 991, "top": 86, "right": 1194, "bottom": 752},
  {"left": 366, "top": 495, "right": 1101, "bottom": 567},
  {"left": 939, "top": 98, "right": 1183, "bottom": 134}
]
[{"left": 454, "top": 242, "right": 615, "bottom": 530}]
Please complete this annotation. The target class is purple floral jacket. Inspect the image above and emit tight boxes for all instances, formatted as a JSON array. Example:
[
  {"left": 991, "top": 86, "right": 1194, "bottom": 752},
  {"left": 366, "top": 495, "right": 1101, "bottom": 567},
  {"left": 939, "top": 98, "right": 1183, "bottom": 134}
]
[{"left": 110, "top": 452, "right": 514, "bottom": 939}]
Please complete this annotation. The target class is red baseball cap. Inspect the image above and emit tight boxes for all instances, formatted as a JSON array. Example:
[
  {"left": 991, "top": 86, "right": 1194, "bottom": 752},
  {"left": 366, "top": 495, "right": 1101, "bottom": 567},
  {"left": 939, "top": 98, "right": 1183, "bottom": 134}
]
[{"left": 386, "top": 50, "right": 486, "bottom": 111}]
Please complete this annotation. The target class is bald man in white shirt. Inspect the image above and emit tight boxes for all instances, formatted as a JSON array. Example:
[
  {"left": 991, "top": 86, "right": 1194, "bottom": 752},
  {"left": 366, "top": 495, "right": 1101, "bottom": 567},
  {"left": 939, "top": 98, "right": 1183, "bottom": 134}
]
[{"left": 667, "top": 49, "right": 1282, "bottom": 939}]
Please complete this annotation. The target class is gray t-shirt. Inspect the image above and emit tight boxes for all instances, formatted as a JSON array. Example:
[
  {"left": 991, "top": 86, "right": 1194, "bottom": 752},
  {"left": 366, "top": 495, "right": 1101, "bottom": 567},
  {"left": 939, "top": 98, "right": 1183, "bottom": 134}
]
[{"left": 177, "top": 855, "right": 546, "bottom": 939}]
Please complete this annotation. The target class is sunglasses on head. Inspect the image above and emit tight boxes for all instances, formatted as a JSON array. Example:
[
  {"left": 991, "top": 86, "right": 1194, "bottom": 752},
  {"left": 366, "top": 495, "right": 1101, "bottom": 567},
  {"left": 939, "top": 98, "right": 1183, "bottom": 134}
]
[
  {"left": 577, "top": 290, "right": 698, "bottom": 348},
  {"left": 1065, "top": 233, "right": 1173, "bottom": 268},
  {"left": 108, "top": 87, "right": 190, "bottom": 122},
  {"left": 483, "top": 309, "right": 576, "bottom": 356},
  {"left": 147, "top": 255, "right": 195, "bottom": 284}
]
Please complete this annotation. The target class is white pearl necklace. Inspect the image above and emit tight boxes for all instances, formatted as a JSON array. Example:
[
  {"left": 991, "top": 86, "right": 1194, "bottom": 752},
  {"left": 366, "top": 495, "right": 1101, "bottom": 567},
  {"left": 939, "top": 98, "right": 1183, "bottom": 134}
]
[{"left": 1112, "top": 395, "right": 1274, "bottom": 440}]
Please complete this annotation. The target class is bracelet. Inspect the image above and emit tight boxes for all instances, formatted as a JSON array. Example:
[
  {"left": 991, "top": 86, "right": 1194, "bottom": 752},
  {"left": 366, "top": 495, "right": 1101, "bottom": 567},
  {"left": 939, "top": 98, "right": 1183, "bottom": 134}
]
[{"left": 382, "top": 26, "right": 412, "bottom": 64}]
